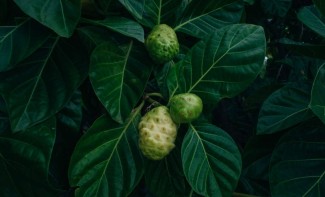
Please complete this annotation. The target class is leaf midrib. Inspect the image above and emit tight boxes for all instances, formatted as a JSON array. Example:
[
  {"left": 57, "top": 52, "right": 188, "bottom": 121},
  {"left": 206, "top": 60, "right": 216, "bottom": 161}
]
[
  {"left": 14, "top": 37, "right": 60, "bottom": 131},
  {"left": 173, "top": 1, "right": 237, "bottom": 31},
  {"left": 187, "top": 27, "right": 260, "bottom": 93},
  {"left": 94, "top": 104, "right": 142, "bottom": 196}
]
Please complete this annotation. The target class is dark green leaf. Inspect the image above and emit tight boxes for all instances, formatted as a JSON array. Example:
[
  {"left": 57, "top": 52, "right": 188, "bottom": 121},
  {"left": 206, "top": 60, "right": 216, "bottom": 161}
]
[
  {"left": 168, "top": 24, "right": 266, "bottom": 105},
  {"left": 0, "top": 37, "right": 89, "bottom": 132},
  {"left": 279, "top": 38, "right": 325, "bottom": 59},
  {"left": 77, "top": 26, "right": 115, "bottom": 53},
  {"left": 244, "top": 0, "right": 255, "bottom": 5},
  {"left": 118, "top": 0, "right": 183, "bottom": 28},
  {"left": 313, "top": 0, "right": 325, "bottom": 16},
  {"left": 298, "top": 5, "right": 325, "bottom": 38},
  {"left": 0, "top": 157, "right": 21, "bottom": 197},
  {"left": 260, "top": 0, "right": 292, "bottom": 17},
  {"left": 13, "top": 0, "right": 81, "bottom": 37},
  {"left": 93, "top": 0, "right": 114, "bottom": 14},
  {"left": 56, "top": 90, "right": 83, "bottom": 133},
  {"left": 89, "top": 41, "right": 152, "bottom": 124},
  {"left": 68, "top": 107, "right": 145, "bottom": 197},
  {"left": 270, "top": 119, "right": 325, "bottom": 196},
  {"left": 182, "top": 122, "right": 242, "bottom": 196},
  {"left": 257, "top": 82, "right": 314, "bottom": 135},
  {"left": 0, "top": 117, "right": 58, "bottom": 196},
  {"left": 50, "top": 91, "right": 83, "bottom": 189},
  {"left": 310, "top": 63, "right": 325, "bottom": 124},
  {"left": 145, "top": 138, "right": 190, "bottom": 197},
  {"left": 0, "top": 18, "right": 52, "bottom": 71},
  {"left": 174, "top": 0, "right": 243, "bottom": 39},
  {"left": 81, "top": 17, "right": 144, "bottom": 43}
]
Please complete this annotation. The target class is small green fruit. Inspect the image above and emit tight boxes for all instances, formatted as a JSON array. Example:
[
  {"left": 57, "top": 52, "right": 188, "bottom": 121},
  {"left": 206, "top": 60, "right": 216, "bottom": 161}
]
[
  {"left": 145, "top": 24, "right": 179, "bottom": 64},
  {"left": 138, "top": 106, "right": 177, "bottom": 160},
  {"left": 169, "top": 93, "right": 203, "bottom": 124}
]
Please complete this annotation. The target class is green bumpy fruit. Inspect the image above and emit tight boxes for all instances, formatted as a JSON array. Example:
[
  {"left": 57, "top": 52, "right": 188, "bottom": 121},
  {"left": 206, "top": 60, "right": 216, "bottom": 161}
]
[
  {"left": 169, "top": 93, "right": 203, "bottom": 124},
  {"left": 138, "top": 106, "right": 177, "bottom": 160},
  {"left": 145, "top": 24, "right": 179, "bottom": 64}
]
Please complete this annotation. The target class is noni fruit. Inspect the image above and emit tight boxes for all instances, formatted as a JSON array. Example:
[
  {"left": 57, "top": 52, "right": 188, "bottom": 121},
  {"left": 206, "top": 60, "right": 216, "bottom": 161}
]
[
  {"left": 169, "top": 93, "right": 203, "bottom": 124},
  {"left": 145, "top": 24, "right": 179, "bottom": 64},
  {"left": 138, "top": 106, "right": 177, "bottom": 160}
]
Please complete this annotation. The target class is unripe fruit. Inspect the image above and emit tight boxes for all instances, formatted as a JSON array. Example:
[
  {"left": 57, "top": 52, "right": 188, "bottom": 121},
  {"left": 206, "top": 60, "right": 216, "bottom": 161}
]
[
  {"left": 169, "top": 93, "right": 203, "bottom": 124},
  {"left": 145, "top": 24, "right": 179, "bottom": 64},
  {"left": 138, "top": 106, "right": 177, "bottom": 160}
]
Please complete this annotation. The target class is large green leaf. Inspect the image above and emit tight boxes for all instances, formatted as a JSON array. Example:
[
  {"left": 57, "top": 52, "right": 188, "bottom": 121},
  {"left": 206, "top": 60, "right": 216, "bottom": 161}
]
[
  {"left": 89, "top": 41, "right": 152, "bottom": 124},
  {"left": 260, "top": 0, "right": 292, "bottom": 17},
  {"left": 13, "top": 0, "right": 81, "bottom": 37},
  {"left": 313, "top": 0, "right": 325, "bottom": 16},
  {"left": 81, "top": 17, "right": 144, "bottom": 43},
  {"left": 118, "top": 0, "right": 183, "bottom": 28},
  {"left": 174, "top": 0, "right": 244, "bottom": 39},
  {"left": 145, "top": 138, "right": 190, "bottom": 197},
  {"left": 298, "top": 5, "right": 325, "bottom": 38},
  {"left": 0, "top": 18, "right": 52, "bottom": 71},
  {"left": 182, "top": 122, "right": 242, "bottom": 196},
  {"left": 0, "top": 37, "right": 89, "bottom": 132},
  {"left": 270, "top": 119, "right": 325, "bottom": 196},
  {"left": 168, "top": 24, "right": 265, "bottom": 105},
  {"left": 68, "top": 106, "right": 145, "bottom": 197},
  {"left": 0, "top": 117, "right": 58, "bottom": 196},
  {"left": 257, "top": 82, "right": 314, "bottom": 135},
  {"left": 310, "top": 63, "right": 325, "bottom": 124}
]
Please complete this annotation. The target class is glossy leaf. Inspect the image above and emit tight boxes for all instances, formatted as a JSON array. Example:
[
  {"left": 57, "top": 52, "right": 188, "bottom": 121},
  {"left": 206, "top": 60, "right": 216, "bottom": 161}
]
[
  {"left": 13, "top": 0, "right": 81, "bottom": 37},
  {"left": 0, "top": 117, "right": 57, "bottom": 196},
  {"left": 89, "top": 41, "right": 152, "bottom": 124},
  {"left": 182, "top": 122, "right": 242, "bottom": 196},
  {"left": 145, "top": 138, "right": 190, "bottom": 197},
  {"left": 310, "top": 63, "right": 325, "bottom": 124},
  {"left": 270, "top": 120, "right": 325, "bottom": 196},
  {"left": 0, "top": 37, "right": 89, "bottom": 132},
  {"left": 257, "top": 82, "right": 314, "bottom": 135},
  {"left": 168, "top": 24, "right": 266, "bottom": 105},
  {"left": 313, "top": 0, "right": 325, "bottom": 16},
  {"left": 260, "top": 0, "right": 292, "bottom": 17},
  {"left": 0, "top": 18, "right": 51, "bottom": 71},
  {"left": 118, "top": 0, "right": 183, "bottom": 28},
  {"left": 81, "top": 17, "right": 144, "bottom": 43},
  {"left": 298, "top": 5, "right": 325, "bottom": 38},
  {"left": 174, "top": 0, "right": 244, "bottom": 39},
  {"left": 68, "top": 108, "right": 145, "bottom": 197}
]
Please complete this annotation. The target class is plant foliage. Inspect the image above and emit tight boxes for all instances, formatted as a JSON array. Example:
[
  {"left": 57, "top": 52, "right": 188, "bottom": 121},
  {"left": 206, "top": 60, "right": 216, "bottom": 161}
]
[{"left": 1, "top": 0, "right": 325, "bottom": 196}]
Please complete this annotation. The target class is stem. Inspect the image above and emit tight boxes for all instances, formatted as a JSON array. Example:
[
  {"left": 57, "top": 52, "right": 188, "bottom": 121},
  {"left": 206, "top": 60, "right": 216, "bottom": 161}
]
[{"left": 146, "top": 92, "right": 164, "bottom": 99}]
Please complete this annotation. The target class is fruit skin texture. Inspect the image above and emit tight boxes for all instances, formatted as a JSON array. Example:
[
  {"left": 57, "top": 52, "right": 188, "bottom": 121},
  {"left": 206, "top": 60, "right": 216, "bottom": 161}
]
[
  {"left": 169, "top": 93, "right": 203, "bottom": 124},
  {"left": 138, "top": 106, "right": 177, "bottom": 160},
  {"left": 145, "top": 24, "right": 179, "bottom": 64}
]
